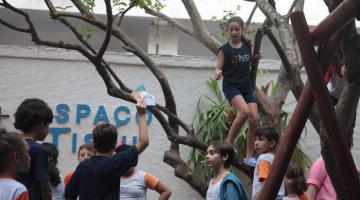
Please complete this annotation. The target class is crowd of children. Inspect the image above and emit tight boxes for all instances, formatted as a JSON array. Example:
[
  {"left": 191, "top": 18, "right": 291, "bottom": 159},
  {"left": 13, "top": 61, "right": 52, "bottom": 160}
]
[{"left": 1, "top": 15, "right": 358, "bottom": 200}]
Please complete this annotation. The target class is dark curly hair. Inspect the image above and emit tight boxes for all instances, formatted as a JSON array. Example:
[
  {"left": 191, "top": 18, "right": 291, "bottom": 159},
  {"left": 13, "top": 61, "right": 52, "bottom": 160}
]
[
  {"left": 0, "top": 129, "right": 26, "bottom": 173},
  {"left": 92, "top": 123, "right": 118, "bottom": 153},
  {"left": 41, "top": 142, "right": 61, "bottom": 186},
  {"left": 14, "top": 98, "right": 53, "bottom": 132},
  {"left": 207, "top": 141, "right": 235, "bottom": 168}
]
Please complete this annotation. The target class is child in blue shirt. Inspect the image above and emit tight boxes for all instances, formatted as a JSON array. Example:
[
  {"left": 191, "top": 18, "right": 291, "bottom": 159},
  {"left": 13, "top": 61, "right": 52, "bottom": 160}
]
[
  {"left": 205, "top": 141, "right": 248, "bottom": 200},
  {"left": 65, "top": 102, "right": 149, "bottom": 200},
  {"left": 14, "top": 98, "right": 54, "bottom": 200}
]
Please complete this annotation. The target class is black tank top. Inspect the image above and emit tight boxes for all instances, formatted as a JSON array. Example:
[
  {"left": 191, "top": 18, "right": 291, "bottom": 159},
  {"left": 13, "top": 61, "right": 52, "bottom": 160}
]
[{"left": 220, "top": 42, "right": 252, "bottom": 88}]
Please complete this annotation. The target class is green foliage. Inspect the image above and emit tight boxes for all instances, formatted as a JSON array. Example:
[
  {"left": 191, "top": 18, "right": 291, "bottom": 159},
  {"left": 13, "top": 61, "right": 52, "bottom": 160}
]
[
  {"left": 189, "top": 78, "right": 312, "bottom": 181},
  {"left": 211, "top": 5, "right": 261, "bottom": 40},
  {"left": 79, "top": 0, "right": 165, "bottom": 14},
  {"left": 112, "top": 0, "right": 128, "bottom": 12},
  {"left": 188, "top": 78, "right": 234, "bottom": 180},
  {"left": 211, "top": 5, "right": 241, "bottom": 39},
  {"left": 82, "top": 0, "right": 96, "bottom": 11},
  {"left": 80, "top": 26, "right": 97, "bottom": 42},
  {"left": 211, "top": 5, "right": 241, "bottom": 31},
  {"left": 136, "top": 0, "right": 165, "bottom": 11}
]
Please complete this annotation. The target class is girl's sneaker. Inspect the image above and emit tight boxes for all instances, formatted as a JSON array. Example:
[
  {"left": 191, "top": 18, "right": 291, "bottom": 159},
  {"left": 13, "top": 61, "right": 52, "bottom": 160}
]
[{"left": 243, "top": 157, "right": 257, "bottom": 167}]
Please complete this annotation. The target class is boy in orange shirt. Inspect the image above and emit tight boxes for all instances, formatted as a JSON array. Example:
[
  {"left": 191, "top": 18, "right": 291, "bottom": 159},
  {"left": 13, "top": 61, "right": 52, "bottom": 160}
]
[{"left": 252, "top": 127, "right": 284, "bottom": 200}]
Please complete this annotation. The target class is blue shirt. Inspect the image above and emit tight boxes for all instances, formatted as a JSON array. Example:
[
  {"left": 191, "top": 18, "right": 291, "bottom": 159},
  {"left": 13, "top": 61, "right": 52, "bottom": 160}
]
[
  {"left": 17, "top": 139, "right": 49, "bottom": 200},
  {"left": 220, "top": 42, "right": 252, "bottom": 88},
  {"left": 220, "top": 172, "right": 248, "bottom": 200},
  {"left": 65, "top": 146, "right": 138, "bottom": 200}
]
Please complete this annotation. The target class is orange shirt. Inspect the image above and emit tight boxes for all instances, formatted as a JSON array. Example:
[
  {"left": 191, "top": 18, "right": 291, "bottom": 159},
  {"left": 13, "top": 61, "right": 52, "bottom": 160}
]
[{"left": 64, "top": 172, "right": 73, "bottom": 187}]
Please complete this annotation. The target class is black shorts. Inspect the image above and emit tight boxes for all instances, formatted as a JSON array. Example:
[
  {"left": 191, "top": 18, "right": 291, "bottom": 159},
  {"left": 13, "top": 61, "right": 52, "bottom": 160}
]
[{"left": 222, "top": 84, "right": 256, "bottom": 104}]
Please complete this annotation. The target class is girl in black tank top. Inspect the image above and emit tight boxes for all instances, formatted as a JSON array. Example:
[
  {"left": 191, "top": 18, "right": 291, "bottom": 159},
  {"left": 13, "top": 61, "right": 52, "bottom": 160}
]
[{"left": 214, "top": 16, "right": 262, "bottom": 167}]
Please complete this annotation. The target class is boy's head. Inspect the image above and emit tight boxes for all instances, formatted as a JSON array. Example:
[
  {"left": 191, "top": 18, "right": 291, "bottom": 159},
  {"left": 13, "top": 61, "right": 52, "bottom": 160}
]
[
  {"left": 206, "top": 141, "right": 235, "bottom": 169},
  {"left": 0, "top": 129, "right": 30, "bottom": 174},
  {"left": 254, "top": 127, "right": 279, "bottom": 154},
  {"left": 92, "top": 123, "right": 118, "bottom": 153},
  {"left": 14, "top": 98, "right": 53, "bottom": 141},
  {"left": 78, "top": 143, "right": 95, "bottom": 162}
]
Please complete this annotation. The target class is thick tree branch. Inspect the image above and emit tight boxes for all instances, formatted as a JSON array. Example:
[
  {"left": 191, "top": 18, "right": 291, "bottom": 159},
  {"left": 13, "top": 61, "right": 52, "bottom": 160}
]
[{"left": 181, "top": 0, "right": 220, "bottom": 53}]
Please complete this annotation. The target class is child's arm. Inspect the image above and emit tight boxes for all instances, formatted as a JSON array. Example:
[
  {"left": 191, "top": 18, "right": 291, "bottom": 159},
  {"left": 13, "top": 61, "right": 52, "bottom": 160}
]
[
  {"left": 215, "top": 49, "right": 224, "bottom": 80},
  {"left": 305, "top": 184, "right": 318, "bottom": 200},
  {"left": 144, "top": 172, "right": 172, "bottom": 200},
  {"left": 155, "top": 181, "right": 172, "bottom": 200},
  {"left": 135, "top": 103, "right": 149, "bottom": 154}
]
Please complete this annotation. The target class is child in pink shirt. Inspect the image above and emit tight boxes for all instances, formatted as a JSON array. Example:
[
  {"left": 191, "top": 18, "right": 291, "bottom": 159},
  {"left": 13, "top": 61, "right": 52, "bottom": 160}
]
[{"left": 306, "top": 157, "right": 336, "bottom": 200}]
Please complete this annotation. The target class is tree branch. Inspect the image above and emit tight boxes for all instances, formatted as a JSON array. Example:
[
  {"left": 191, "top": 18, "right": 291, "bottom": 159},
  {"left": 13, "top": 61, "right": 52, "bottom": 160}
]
[
  {"left": 287, "top": 0, "right": 300, "bottom": 15},
  {"left": 246, "top": 4, "right": 258, "bottom": 27},
  {"left": 180, "top": 0, "right": 220, "bottom": 53},
  {"left": 94, "top": 0, "right": 112, "bottom": 62},
  {"left": 0, "top": 18, "right": 29, "bottom": 32},
  {"left": 143, "top": 6, "right": 194, "bottom": 36},
  {"left": 116, "top": 0, "right": 136, "bottom": 27}
]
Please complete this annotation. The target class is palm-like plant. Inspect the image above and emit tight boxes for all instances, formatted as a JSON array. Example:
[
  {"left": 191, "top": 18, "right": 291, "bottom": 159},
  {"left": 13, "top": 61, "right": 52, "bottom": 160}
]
[{"left": 189, "top": 78, "right": 311, "bottom": 181}]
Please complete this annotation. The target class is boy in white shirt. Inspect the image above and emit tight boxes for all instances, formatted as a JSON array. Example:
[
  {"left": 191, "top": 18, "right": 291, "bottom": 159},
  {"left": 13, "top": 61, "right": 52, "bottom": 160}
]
[{"left": 252, "top": 127, "right": 284, "bottom": 200}]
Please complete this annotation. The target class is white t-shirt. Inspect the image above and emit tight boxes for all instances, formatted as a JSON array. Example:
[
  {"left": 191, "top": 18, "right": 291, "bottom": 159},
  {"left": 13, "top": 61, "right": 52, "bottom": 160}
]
[
  {"left": 252, "top": 153, "right": 285, "bottom": 200},
  {"left": 0, "top": 178, "right": 29, "bottom": 200},
  {"left": 205, "top": 177, "right": 223, "bottom": 200},
  {"left": 51, "top": 176, "right": 64, "bottom": 200},
  {"left": 327, "top": 70, "right": 344, "bottom": 99},
  {"left": 120, "top": 170, "right": 160, "bottom": 200}
]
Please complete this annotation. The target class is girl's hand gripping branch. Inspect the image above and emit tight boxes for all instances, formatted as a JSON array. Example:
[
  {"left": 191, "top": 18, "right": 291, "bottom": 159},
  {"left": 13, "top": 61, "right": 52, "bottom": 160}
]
[{"left": 253, "top": 51, "right": 262, "bottom": 60}]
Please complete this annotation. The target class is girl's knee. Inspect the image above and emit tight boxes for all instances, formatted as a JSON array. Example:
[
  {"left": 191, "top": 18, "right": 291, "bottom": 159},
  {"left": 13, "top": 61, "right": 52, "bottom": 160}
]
[{"left": 238, "top": 109, "right": 250, "bottom": 117}]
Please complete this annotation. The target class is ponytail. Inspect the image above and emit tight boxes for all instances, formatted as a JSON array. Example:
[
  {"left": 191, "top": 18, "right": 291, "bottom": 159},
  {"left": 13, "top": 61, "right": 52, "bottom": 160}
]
[{"left": 41, "top": 142, "right": 61, "bottom": 186}]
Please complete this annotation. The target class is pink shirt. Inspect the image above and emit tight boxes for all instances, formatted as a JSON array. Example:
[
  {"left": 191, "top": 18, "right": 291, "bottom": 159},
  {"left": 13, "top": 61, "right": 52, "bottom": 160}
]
[{"left": 307, "top": 157, "right": 336, "bottom": 200}]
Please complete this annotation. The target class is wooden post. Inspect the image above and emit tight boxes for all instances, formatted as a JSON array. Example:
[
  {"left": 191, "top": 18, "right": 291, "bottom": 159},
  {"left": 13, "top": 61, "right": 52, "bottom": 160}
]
[
  {"left": 291, "top": 11, "right": 360, "bottom": 200},
  {"left": 311, "top": 0, "right": 360, "bottom": 42}
]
